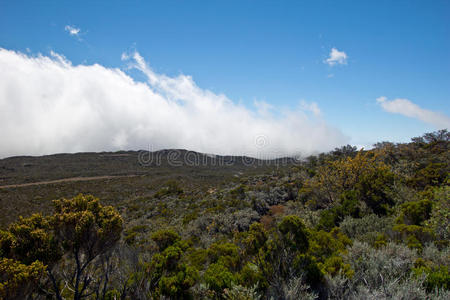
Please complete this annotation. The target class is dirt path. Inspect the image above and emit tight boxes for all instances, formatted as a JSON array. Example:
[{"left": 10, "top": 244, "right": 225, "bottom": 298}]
[{"left": 0, "top": 175, "right": 138, "bottom": 189}]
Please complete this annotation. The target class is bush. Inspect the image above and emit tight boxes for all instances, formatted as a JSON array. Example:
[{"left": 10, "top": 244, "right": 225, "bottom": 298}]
[
  {"left": 223, "top": 284, "right": 261, "bottom": 300},
  {"left": 396, "top": 199, "right": 433, "bottom": 226},
  {"left": 425, "top": 186, "right": 450, "bottom": 244},
  {"left": 281, "top": 276, "right": 318, "bottom": 300},
  {"left": 308, "top": 228, "right": 352, "bottom": 263},
  {"left": 151, "top": 229, "right": 181, "bottom": 251},
  {"left": 344, "top": 241, "right": 417, "bottom": 290},
  {"left": 207, "top": 242, "right": 240, "bottom": 270},
  {"left": 278, "top": 215, "right": 309, "bottom": 253},
  {"left": 340, "top": 214, "right": 393, "bottom": 238},
  {"left": 413, "top": 265, "right": 450, "bottom": 292},
  {"left": 204, "top": 262, "right": 236, "bottom": 294},
  {"left": 0, "top": 258, "right": 46, "bottom": 300},
  {"left": 392, "top": 224, "right": 434, "bottom": 250},
  {"left": 238, "top": 263, "right": 267, "bottom": 290},
  {"left": 158, "top": 265, "right": 199, "bottom": 298},
  {"left": 316, "top": 190, "right": 361, "bottom": 231}
]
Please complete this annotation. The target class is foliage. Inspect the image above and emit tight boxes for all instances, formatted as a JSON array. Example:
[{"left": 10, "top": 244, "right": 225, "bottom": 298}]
[
  {"left": 154, "top": 180, "right": 184, "bottom": 199},
  {"left": 425, "top": 185, "right": 450, "bottom": 244},
  {"left": 223, "top": 284, "right": 261, "bottom": 300},
  {"left": 151, "top": 228, "right": 181, "bottom": 251},
  {"left": 278, "top": 215, "right": 309, "bottom": 253},
  {"left": 396, "top": 199, "right": 433, "bottom": 226},
  {"left": 0, "top": 194, "right": 123, "bottom": 300},
  {"left": 300, "top": 151, "right": 395, "bottom": 215},
  {"left": 147, "top": 236, "right": 199, "bottom": 298},
  {"left": 0, "top": 258, "right": 46, "bottom": 300},
  {"left": 413, "top": 265, "right": 450, "bottom": 292},
  {"left": 0, "top": 213, "right": 60, "bottom": 266},
  {"left": 204, "top": 262, "right": 236, "bottom": 295}
]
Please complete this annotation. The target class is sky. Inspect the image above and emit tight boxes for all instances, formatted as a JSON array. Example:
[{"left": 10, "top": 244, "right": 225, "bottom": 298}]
[{"left": 0, "top": 0, "right": 449, "bottom": 158}]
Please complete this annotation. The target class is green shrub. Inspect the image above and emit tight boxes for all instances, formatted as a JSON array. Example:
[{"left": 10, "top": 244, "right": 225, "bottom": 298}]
[
  {"left": 308, "top": 228, "right": 351, "bottom": 263},
  {"left": 207, "top": 242, "right": 240, "bottom": 269},
  {"left": 204, "top": 262, "right": 236, "bottom": 294},
  {"left": 425, "top": 186, "right": 450, "bottom": 244},
  {"left": 317, "top": 209, "right": 338, "bottom": 232},
  {"left": 413, "top": 265, "right": 450, "bottom": 292},
  {"left": 316, "top": 191, "right": 360, "bottom": 231},
  {"left": 392, "top": 224, "right": 434, "bottom": 250},
  {"left": 158, "top": 265, "right": 199, "bottom": 298},
  {"left": 293, "top": 254, "right": 323, "bottom": 286},
  {"left": 396, "top": 199, "right": 433, "bottom": 226},
  {"left": 278, "top": 215, "right": 309, "bottom": 253},
  {"left": 320, "top": 255, "right": 353, "bottom": 278},
  {"left": 151, "top": 229, "right": 181, "bottom": 251},
  {"left": 238, "top": 263, "right": 267, "bottom": 290}
]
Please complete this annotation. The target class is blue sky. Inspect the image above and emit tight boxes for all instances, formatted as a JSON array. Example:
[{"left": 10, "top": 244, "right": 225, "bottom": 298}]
[{"left": 0, "top": 0, "right": 449, "bottom": 157}]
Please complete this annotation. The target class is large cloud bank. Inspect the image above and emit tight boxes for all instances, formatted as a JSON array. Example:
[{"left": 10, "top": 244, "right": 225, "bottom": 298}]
[{"left": 0, "top": 48, "right": 347, "bottom": 158}]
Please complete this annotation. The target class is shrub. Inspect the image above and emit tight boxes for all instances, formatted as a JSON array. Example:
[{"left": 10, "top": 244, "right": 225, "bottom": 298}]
[
  {"left": 413, "top": 265, "right": 450, "bottom": 292},
  {"left": 421, "top": 244, "right": 450, "bottom": 267},
  {"left": 320, "top": 255, "right": 353, "bottom": 278},
  {"left": 223, "top": 284, "right": 261, "bottom": 300},
  {"left": 292, "top": 254, "right": 323, "bottom": 287},
  {"left": 207, "top": 242, "right": 240, "bottom": 270},
  {"left": 0, "top": 258, "right": 46, "bottom": 300},
  {"left": 204, "top": 262, "right": 236, "bottom": 294},
  {"left": 396, "top": 199, "right": 433, "bottom": 226},
  {"left": 278, "top": 215, "right": 309, "bottom": 253},
  {"left": 308, "top": 228, "right": 352, "bottom": 263},
  {"left": 392, "top": 224, "right": 434, "bottom": 250},
  {"left": 350, "top": 275, "right": 429, "bottom": 300},
  {"left": 1, "top": 194, "right": 123, "bottom": 300},
  {"left": 238, "top": 262, "right": 267, "bottom": 290},
  {"left": 425, "top": 186, "right": 450, "bottom": 244},
  {"left": 158, "top": 265, "right": 199, "bottom": 298},
  {"left": 340, "top": 214, "right": 393, "bottom": 240},
  {"left": 281, "top": 276, "right": 318, "bottom": 300},
  {"left": 151, "top": 229, "right": 181, "bottom": 251},
  {"left": 344, "top": 241, "right": 417, "bottom": 290}
]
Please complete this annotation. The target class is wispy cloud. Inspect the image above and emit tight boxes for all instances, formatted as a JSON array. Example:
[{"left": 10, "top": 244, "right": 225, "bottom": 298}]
[
  {"left": 64, "top": 25, "right": 81, "bottom": 38},
  {"left": 0, "top": 48, "right": 348, "bottom": 158},
  {"left": 377, "top": 96, "right": 450, "bottom": 129},
  {"left": 325, "top": 48, "right": 348, "bottom": 66},
  {"left": 299, "top": 100, "right": 321, "bottom": 117}
]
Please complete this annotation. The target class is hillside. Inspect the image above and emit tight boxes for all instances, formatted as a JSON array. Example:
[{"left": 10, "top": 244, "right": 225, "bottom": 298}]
[{"left": 0, "top": 150, "right": 291, "bottom": 227}]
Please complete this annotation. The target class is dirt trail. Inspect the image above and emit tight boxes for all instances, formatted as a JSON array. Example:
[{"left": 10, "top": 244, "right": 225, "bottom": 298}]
[{"left": 0, "top": 175, "right": 138, "bottom": 189}]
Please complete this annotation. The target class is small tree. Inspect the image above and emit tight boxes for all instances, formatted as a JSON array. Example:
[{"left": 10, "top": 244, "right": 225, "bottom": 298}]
[
  {"left": 50, "top": 194, "right": 123, "bottom": 300},
  {"left": 0, "top": 194, "right": 123, "bottom": 300}
]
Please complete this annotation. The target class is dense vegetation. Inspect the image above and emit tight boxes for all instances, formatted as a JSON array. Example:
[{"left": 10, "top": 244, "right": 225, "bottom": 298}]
[{"left": 0, "top": 130, "right": 449, "bottom": 299}]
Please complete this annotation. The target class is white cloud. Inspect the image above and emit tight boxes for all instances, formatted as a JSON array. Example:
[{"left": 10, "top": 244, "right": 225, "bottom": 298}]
[
  {"left": 0, "top": 48, "right": 348, "bottom": 158},
  {"left": 253, "top": 100, "right": 274, "bottom": 117},
  {"left": 299, "top": 100, "right": 321, "bottom": 117},
  {"left": 377, "top": 96, "right": 450, "bottom": 129},
  {"left": 325, "top": 48, "right": 348, "bottom": 66},
  {"left": 64, "top": 25, "right": 80, "bottom": 37}
]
